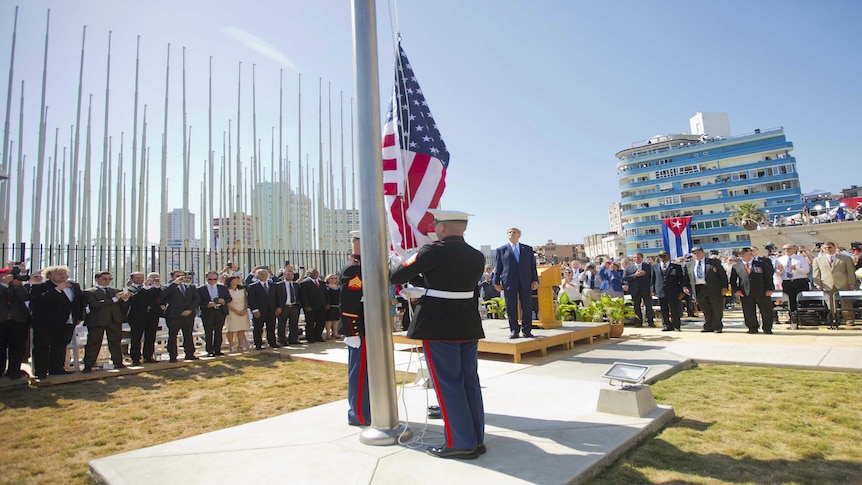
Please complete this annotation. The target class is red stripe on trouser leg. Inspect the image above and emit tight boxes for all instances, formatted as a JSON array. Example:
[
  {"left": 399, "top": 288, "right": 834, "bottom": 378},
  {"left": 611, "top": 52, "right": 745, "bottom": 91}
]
[
  {"left": 357, "top": 336, "right": 367, "bottom": 425},
  {"left": 423, "top": 340, "right": 452, "bottom": 448}
]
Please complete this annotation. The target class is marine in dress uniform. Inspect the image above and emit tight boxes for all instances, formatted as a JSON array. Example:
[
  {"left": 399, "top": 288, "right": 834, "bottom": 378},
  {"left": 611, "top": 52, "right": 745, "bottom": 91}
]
[
  {"left": 390, "top": 210, "right": 487, "bottom": 460},
  {"left": 339, "top": 230, "right": 371, "bottom": 426}
]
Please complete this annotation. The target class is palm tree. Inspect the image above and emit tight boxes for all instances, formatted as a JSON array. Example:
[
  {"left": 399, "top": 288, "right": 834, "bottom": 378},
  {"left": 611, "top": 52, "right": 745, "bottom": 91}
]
[{"left": 729, "top": 202, "right": 767, "bottom": 231}]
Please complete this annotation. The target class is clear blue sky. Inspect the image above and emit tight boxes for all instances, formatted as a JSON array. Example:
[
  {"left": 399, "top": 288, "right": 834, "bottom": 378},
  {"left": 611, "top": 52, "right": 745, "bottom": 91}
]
[{"left": 1, "top": 0, "right": 860, "bottom": 249}]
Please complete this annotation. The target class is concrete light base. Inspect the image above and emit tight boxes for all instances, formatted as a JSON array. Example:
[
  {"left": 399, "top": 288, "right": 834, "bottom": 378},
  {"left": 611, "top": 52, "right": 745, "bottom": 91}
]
[{"left": 596, "top": 385, "right": 658, "bottom": 417}]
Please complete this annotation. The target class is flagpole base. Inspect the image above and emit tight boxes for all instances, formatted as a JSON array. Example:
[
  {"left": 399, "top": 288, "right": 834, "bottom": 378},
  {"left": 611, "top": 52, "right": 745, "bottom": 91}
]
[{"left": 359, "top": 423, "right": 413, "bottom": 446}]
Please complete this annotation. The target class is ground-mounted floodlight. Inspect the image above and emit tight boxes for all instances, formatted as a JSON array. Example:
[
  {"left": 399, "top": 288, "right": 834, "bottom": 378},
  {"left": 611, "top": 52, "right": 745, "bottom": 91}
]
[{"left": 602, "top": 362, "right": 650, "bottom": 388}]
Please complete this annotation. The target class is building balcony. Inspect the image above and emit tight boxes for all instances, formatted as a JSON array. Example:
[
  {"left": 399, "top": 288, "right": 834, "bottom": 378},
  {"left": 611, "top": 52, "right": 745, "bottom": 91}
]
[
  {"left": 620, "top": 172, "right": 800, "bottom": 203},
  {"left": 615, "top": 126, "right": 785, "bottom": 163}
]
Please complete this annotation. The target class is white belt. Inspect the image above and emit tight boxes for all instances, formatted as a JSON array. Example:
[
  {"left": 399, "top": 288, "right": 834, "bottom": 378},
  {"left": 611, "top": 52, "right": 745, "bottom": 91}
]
[{"left": 424, "top": 289, "right": 474, "bottom": 299}]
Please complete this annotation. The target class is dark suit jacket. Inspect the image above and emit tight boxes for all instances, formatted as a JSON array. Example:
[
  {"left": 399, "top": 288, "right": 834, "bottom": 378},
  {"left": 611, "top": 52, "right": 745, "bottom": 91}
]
[
  {"left": 730, "top": 258, "right": 775, "bottom": 296},
  {"left": 272, "top": 280, "right": 302, "bottom": 308},
  {"left": 298, "top": 278, "right": 328, "bottom": 310},
  {"left": 29, "top": 280, "right": 86, "bottom": 326},
  {"left": 126, "top": 284, "right": 162, "bottom": 318},
  {"left": 162, "top": 283, "right": 201, "bottom": 318},
  {"left": 493, "top": 243, "right": 539, "bottom": 291},
  {"left": 650, "top": 262, "right": 686, "bottom": 299},
  {"left": 0, "top": 283, "right": 30, "bottom": 323},
  {"left": 247, "top": 281, "right": 278, "bottom": 316},
  {"left": 685, "top": 258, "right": 728, "bottom": 297},
  {"left": 623, "top": 262, "right": 652, "bottom": 295},
  {"left": 197, "top": 284, "right": 231, "bottom": 317},
  {"left": 83, "top": 287, "right": 127, "bottom": 327}
]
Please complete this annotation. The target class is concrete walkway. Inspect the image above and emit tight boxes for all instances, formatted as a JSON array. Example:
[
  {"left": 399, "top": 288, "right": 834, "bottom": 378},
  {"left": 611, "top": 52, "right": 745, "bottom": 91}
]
[{"left": 89, "top": 311, "right": 861, "bottom": 484}]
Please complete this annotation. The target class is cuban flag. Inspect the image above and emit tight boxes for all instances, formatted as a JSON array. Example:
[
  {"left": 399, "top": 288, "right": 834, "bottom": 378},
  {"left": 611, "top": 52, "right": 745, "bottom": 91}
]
[{"left": 661, "top": 217, "right": 693, "bottom": 258}]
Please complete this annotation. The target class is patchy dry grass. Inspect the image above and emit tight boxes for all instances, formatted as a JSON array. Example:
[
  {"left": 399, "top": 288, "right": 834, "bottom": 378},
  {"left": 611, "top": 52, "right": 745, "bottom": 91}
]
[
  {"left": 589, "top": 365, "right": 862, "bottom": 484},
  {"left": 0, "top": 354, "right": 353, "bottom": 484}
]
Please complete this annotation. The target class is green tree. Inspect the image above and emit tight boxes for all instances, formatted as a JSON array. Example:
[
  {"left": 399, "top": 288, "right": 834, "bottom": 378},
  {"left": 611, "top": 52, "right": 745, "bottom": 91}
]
[{"left": 729, "top": 202, "right": 767, "bottom": 231}]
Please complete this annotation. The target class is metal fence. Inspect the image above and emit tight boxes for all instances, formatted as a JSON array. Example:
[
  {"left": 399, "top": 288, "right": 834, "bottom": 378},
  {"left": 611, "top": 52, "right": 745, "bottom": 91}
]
[{"left": 2, "top": 243, "right": 352, "bottom": 285}]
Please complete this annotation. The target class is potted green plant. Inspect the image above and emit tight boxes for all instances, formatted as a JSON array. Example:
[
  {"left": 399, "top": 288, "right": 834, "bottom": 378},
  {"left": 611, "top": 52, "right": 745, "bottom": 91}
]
[
  {"left": 555, "top": 292, "right": 580, "bottom": 321},
  {"left": 601, "top": 295, "right": 637, "bottom": 337},
  {"left": 481, "top": 297, "right": 506, "bottom": 320}
]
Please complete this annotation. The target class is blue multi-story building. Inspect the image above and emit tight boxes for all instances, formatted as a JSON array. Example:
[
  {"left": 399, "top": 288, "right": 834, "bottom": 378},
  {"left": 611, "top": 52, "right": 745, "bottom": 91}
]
[{"left": 615, "top": 113, "right": 803, "bottom": 257}]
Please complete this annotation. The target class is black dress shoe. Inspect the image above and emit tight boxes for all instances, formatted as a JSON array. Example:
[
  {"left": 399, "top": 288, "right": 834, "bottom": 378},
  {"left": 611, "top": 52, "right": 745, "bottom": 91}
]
[
  {"left": 269, "top": 343, "right": 281, "bottom": 348},
  {"left": 661, "top": 327, "right": 674, "bottom": 332},
  {"left": 114, "top": 363, "right": 126, "bottom": 369},
  {"left": 426, "top": 446, "right": 479, "bottom": 460},
  {"left": 81, "top": 367, "right": 92, "bottom": 374},
  {"left": 647, "top": 322, "right": 657, "bottom": 328},
  {"left": 478, "top": 443, "right": 487, "bottom": 455},
  {"left": 763, "top": 330, "right": 773, "bottom": 334},
  {"left": 700, "top": 329, "right": 712, "bottom": 333},
  {"left": 508, "top": 332, "right": 519, "bottom": 340},
  {"left": 522, "top": 332, "right": 535, "bottom": 338},
  {"left": 747, "top": 330, "right": 758, "bottom": 334},
  {"left": 214, "top": 352, "right": 225, "bottom": 356},
  {"left": 278, "top": 341, "right": 288, "bottom": 346},
  {"left": 169, "top": 358, "right": 178, "bottom": 363},
  {"left": 428, "top": 409, "right": 443, "bottom": 419},
  {"left": 255, "top": 345, "right": 264, "bottom": 350},
  {"left": 144, "top": 358, "right": 158, "bottom": 363},
  {"left": 132, "top": 360, "right": 142, "bottom": 366},
  {"left": 36, "top": 373, "right": 48, "bottom": 379},
  {"left": 185, "top": 355, "right": 199, "bottom": 361},
  {"left": 50, "top": 369, "right": 73, "bottom": 375},
  {"left": 287, "top": 340, "right": 301, "bottom": 345}
]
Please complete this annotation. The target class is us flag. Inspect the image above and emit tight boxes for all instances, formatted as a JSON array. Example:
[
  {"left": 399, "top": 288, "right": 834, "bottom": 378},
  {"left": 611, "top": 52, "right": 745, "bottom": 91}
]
[{"left": 382, "top": 43, "right": 449, "bottom": 254}]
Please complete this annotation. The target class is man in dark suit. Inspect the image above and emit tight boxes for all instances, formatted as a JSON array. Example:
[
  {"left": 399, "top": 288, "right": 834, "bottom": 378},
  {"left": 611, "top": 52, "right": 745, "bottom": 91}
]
[
  {"left": 126, "top": 271, "right": 163, "bottom": 365},
  {"left": 29, "top": 265, "right": 87, "bottom": 379},
  {"left": 493, "top": 227, "right": 539, "bottom": 339},
  {"left": 82, "top": 271, "right": 131, "bottom": 372},
  {"left": 273, "top": 267, "right": 302, "bottom": 345},
  {"left": 684, "top": 246, "right": 729, "bottom": 333},
  {"left": 730, "top": 247, "right": 776, "bottom": 334},
  {"left": 247, "top": 268, "right": 280, "bottom": 350},
  {"left": 624, "top": 252, "right": 656, "bottom": 327},
  {"left": 650, "top": 250, "right": 687, "bottom": 331},
  {"left": 299, "top": 268, "right": 329, "bottom": 343},
  {"left": 162, "top": 271, "right": 202, "bottom": 362},
  {"left": 198, "top": 271, "right": 231, "bottom": 356},
  {"left": 0, "top": 267, "right": 31, "bottom": 379}
]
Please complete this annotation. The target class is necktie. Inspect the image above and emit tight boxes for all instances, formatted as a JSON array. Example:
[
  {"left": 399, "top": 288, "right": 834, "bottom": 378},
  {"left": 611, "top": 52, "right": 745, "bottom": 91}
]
[
  {"left": 662, "top": 263, "right": 667, "bottom": 273},
  {"left": 263, "top": 283, "right": 269, "bottom": 293},
  {"left": 513, "top": 244, "right": 520, "bottom": 263},
  {"left": 590, "top": 273, "right": 596, "bottom": 289},
  {"left": 745, "top": 262, "right": 751, "bottom": 274},
  {"left": 828, "top": 255, "right": 834, "bottom": 266},
  {"left": 180, "top": 284, "right": 186, "bottom": 296},
  {"left": 314, "top": 280, "right": 319, "bottom": 288},
  {"left": 696, "top": 261, "right": 704, "bottom": 280},
  {"left": 63, "top": 287, "right": 74, "bottom": 301}
]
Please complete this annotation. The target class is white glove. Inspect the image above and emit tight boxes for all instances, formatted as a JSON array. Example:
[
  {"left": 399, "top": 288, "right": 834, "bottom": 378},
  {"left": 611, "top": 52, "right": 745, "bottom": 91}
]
[{"left": 344, "top": 336, "right": 362, "bottom": 348}]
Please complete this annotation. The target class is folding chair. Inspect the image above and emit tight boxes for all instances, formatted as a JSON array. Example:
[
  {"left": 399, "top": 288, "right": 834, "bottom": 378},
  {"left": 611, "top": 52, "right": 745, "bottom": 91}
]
[
  {"left": 834, "top": 290, "right": 862, "bottom": 328},
  {"left": 770, "top": 291, "right": 791, "bottom": 326},
  {"left": 795, "top": 291, "right": 832, "bottom": 327}
]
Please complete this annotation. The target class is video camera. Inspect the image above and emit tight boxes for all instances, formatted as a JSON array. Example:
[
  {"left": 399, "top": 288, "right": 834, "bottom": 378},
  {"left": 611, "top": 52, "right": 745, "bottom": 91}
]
[
  {"left": 851, "top": 242, "right": 862, "bottom": 251},
  {"left": 814, "top": 241, "right": 824, "bottom": 249},
  {"left": 11, "top": 263, "right": 29, "bottom": 282}
]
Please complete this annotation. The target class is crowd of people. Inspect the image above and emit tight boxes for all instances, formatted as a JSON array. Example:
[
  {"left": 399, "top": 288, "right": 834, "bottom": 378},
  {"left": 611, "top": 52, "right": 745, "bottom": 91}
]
[
  {"left": 541, "top": 242, "right": 862, "bottom": 333},
  {"left": 0, "top": 259, "right": 355, "bottom": 381}
]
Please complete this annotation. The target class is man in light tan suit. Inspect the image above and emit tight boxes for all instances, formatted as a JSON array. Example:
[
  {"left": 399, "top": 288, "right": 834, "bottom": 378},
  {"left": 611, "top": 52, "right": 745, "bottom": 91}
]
[{"left": 812, "top": 242, "right": 858, "bottom": 325}]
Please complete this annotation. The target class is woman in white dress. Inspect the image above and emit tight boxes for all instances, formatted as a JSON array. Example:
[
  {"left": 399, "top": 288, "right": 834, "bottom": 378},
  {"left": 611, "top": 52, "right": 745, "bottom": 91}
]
[{"left": 224, "top": 276, "right": 251, "bottom": 352}]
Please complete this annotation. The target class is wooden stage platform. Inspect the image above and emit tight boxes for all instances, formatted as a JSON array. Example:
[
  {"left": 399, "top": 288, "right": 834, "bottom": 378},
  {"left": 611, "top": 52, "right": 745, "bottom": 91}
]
[{"left": 392, "top": 320, "right": 612, "bottom": 363}]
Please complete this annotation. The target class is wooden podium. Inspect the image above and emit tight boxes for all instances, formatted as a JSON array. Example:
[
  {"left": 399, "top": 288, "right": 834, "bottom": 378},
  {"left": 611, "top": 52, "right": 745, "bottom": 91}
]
[{"left": 532, "top": 264, "right": 562, "bottom": 329}]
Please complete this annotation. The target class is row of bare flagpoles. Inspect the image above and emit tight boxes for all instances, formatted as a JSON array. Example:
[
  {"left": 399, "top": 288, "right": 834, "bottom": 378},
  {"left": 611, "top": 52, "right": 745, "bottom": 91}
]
[{"left": 0, "top": 6, "right": 359, "bottom": 278}]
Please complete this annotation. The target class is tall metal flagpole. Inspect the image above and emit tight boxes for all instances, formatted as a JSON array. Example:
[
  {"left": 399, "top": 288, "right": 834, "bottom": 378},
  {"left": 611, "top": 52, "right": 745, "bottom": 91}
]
[
  {"left": 317, "top": 77, "right": 323, "bottom": 251},
  {"left": 297, "top": 72, "right": 303, "bottom": 249},
  {"left": 83, "top": 93, "right": 93, "bottom": 255},
  {"left": 207, "top": 56, "right": 213, "bottom": 254},
  {"left": 235, "top": 62, "right": 242, "bottom": 251},
  {"left": 130, "top": 36, "right": 141, "bottom": 254},
  {"left": 340, "top": 91, "right": 347, "bottom": 247},
  {"left": 278, "top": 69, "right": 284, "bottom": 249},
  {"left": 352, "top": 0, "right": 411, "bottom": 444},
  {"left": 69, "top": 25, "right": 86, "bottom": 248},
  {"left": 14, "top": 81, "right": 23, "bottom": 247},
  {"left": 251, "top": 64, "right": 259, "bottom": 248},
  {"left": 115, "top": 133, "right": 124, "bottom": 250},
  {"left": 327, "top": 82, "right": 335, "bottom": 256},
  {"left": 181, "top": 47, "right": 189, "bottom": 249},
  {"left": 49, "top": 127, "right": 59, "bottom": 247},
  {"left": 350, "top": 97, "right": 356, "bottom": 227},
  {"left": 137, "top": 105, "right": 147, "bottom": 250},
  {"left": 32, "top": 9, "right": 51, "bottom": 246},
  {"left": 0, "top": 6, "right": 19, "bottom": 247},
  {"left": 99, "top": 30, "right": 112, "bottom": 247},
  {"left": 159, "top": 44, "right": 170, "bottom": 251}
]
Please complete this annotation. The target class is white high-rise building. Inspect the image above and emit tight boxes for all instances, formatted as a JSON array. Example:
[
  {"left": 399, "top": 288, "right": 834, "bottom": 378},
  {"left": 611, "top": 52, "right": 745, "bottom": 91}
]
[
  {"left": 608, "top": 202, "right": 623, "bottom": 234},
  {"left": 252, "top": 182, "right": 313, "bottom": 250},
  {"left": 163, "top": 208, "right": 196, "bottom": 243}
]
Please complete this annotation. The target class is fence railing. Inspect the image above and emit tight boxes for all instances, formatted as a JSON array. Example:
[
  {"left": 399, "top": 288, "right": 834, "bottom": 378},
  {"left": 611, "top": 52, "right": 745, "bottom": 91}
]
[{"left": 2, "top": 243, "right": 352, "bottom": 285}]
